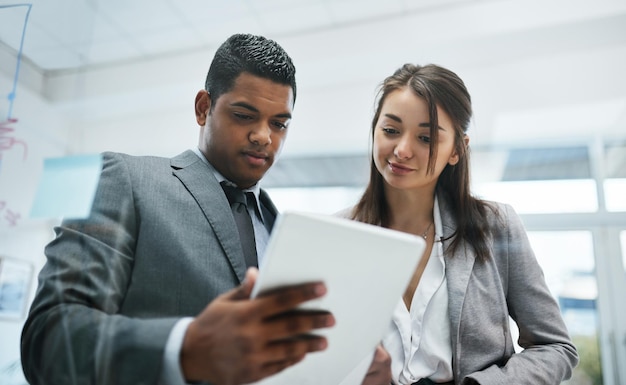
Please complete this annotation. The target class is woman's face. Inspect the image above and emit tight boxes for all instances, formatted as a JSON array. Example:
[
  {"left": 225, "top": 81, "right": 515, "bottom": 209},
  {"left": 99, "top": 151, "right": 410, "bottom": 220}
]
[{"left": 373, "top": 87, "right": 460, "bottom": 192}]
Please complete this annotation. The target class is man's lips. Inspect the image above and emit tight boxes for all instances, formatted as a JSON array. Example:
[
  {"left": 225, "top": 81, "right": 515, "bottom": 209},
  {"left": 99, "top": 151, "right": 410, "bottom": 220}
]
[
  {"left": 244, "top": 150, "right": 268, "bottom": 159},
  {"left": 243, "top": 150, "right": 270, "bottom": 165}
]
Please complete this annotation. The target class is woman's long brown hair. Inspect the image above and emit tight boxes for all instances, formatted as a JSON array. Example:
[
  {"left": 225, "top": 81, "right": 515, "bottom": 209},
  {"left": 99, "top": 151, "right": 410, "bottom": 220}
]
[{"left": 351, "top": 64, "right": 495, "bottom": 262}]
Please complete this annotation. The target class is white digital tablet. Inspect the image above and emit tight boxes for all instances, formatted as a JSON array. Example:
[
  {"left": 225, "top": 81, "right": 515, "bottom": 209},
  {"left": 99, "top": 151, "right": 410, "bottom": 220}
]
[{"left": 250, "top": 210, "right": 426, "bottom": 385}]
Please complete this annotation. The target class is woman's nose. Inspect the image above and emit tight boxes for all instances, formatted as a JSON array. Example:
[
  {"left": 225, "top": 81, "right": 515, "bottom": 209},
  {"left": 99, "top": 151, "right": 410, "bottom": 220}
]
[{"left": 393, "top": 137, "right": 412, "bottom": 160}]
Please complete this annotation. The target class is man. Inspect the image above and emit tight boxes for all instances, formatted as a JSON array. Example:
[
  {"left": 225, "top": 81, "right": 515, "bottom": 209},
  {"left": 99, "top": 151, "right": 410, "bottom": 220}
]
[{"left": 21, "top": 34, "right": 390, "bottom": 385}]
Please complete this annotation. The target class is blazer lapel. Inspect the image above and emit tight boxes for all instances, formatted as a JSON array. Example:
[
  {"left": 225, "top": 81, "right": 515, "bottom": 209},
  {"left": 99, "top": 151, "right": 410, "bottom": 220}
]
[
  {"left": 259, "top": 189, "right": 278, "bottom": 231},
  {"left": 438, "top": 193, "right": 477, "bottom": 359},
  {"left": 171, "top": 150, "right": 247, "bottom": 283}
]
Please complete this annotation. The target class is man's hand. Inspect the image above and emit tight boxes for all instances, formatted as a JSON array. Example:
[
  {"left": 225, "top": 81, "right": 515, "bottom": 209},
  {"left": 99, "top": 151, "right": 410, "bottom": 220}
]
[
  {"left": 361, "top": 345, "right": 392, "bottom": 385},
  {"left": 180, "top": 268, "right": 335, "bottom": 385}
]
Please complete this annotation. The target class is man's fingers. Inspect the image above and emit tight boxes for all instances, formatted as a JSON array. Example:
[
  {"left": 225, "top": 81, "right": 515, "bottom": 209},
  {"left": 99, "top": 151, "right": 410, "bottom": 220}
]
[
  {"left": 228, "top": 335, "right": 328, "bottom": 384},
  {"left": 262, "top": 335, "right": 327, "bottom": 368},
  {"left": 262, "top": 310, "right": 335, "bottom": 341},
  {"left": 183, "top": 276, "right": 335, "bottom": 385},
  {"left": 223, "top": 271, "right": 327, "bottom": 312},
  {"left": 254, "top": 282, "right": 328, "bottom": 317}
]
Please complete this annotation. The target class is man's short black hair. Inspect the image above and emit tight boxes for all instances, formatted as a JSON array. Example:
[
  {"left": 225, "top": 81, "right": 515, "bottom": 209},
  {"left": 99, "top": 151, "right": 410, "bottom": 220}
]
[{"left": 205, "top": 34, "right": 297, "bottom": 109}]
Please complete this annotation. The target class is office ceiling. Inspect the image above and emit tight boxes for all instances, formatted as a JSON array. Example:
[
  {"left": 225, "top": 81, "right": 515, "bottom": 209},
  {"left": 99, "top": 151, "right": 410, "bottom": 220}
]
[
  {"left": 1, "top": 0, "right": 626, "bottom": 160},
  {"left": 1, "top": 0, "right": 482, "bottom": 71}
]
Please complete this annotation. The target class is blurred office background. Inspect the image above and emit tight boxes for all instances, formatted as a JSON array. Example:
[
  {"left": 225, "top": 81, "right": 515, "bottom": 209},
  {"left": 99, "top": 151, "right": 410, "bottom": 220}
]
[{"left": 0, "top": 0, "right": 625, "bottom": 384}]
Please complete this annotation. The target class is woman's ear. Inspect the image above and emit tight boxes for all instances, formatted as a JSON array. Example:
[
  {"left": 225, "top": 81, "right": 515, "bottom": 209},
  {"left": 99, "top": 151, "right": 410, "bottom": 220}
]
[
  {"left": 449, "top": 134, "right": 469, "bottom": 166},
  {"left": 448, "top": 153, "right": 459, "bottom": 166},
  {"left": 195, "top": 90, "right": 211, "bottom": 126}
]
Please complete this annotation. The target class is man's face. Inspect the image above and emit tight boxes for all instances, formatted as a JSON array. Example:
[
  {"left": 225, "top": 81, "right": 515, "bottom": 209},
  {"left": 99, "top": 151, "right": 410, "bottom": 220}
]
[{"left": 196, "top": 72, "right": 294, "bottom": 188}]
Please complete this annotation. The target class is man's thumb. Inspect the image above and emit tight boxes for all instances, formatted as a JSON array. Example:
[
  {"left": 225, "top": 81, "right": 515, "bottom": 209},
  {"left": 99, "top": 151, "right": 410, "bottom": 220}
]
[{"left": 229, "top": 267, "right": 259, "bottom": 300}]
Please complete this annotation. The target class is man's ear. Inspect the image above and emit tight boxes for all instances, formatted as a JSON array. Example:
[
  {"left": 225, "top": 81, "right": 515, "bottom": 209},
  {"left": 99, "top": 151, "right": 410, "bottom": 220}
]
[
  {"left": 449, "top": 134, "right": 470, "bottom": 166},
  {"left": 195, "top": 90, "right": 211, "bottom": 126}
]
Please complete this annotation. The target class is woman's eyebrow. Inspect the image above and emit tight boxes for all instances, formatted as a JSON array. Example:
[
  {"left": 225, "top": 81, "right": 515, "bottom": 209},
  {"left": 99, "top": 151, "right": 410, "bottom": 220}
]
[
  {"left": 384, "top": 113, "right": 402, "bottom": 123},
  {"left": 419, "top": 122, "right": 445, "bottom": 130}
]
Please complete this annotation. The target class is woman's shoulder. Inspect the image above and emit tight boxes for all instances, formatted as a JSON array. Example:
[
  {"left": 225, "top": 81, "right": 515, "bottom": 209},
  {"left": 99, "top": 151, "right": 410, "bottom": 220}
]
[
  {"left": 480, "top": 199, "right": 518, "bottom": 218},
  {"left": 477, "top": 199, "right": 526, "bottom": 234}
]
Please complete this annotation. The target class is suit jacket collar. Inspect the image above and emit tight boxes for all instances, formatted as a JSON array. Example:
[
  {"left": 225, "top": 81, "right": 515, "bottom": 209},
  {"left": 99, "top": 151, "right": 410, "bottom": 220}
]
[
  {"left": 171, "top": 150, "right": 250, "bottom": 282},
  {"left": 189, "top": 148, "right": 277, "bottom": 224},
  {"left": 438, "top": 191, "right": 477, "bottom": 361},
  {"left": 259, "top": 189, "right": 278, "bottom": 230}
]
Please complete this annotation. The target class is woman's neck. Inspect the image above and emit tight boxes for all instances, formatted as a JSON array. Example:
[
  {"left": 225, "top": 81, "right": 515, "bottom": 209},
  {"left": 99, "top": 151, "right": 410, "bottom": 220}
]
[{"left": 385, "top": 186, "right": 435, "bottom": 235}]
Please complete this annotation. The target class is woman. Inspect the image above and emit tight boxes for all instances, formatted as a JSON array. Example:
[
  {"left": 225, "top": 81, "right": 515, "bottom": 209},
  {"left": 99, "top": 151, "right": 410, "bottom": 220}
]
[{"left": 347, "top": 64, "right": 578, "bottom": 384}]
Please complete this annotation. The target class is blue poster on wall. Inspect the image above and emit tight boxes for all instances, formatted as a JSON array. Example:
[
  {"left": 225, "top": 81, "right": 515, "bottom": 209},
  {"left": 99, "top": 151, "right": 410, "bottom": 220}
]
[{"left": 30, "top": 154, "right": 103, "bottom": 219}]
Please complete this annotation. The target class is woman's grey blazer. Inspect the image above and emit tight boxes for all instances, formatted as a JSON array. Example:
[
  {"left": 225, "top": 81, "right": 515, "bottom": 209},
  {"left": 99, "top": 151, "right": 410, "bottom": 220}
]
[
  {"left": 434, "top": 195, "right": 577, "bottom": 384},
  {"left": 21, "top": 150, "right": 278, "bottom": 385}
]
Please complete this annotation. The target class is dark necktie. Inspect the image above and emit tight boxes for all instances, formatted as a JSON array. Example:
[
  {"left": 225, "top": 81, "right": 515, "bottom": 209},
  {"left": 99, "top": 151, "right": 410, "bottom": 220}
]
[{"left": 220, "top": 182, "right": 258, "bottom": 268}]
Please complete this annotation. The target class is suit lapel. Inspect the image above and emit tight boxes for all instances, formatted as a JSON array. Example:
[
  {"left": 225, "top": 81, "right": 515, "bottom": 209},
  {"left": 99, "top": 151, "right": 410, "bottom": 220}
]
[
  {"left": 259, "top": 189, "right": 278, "bottom": 231},
  {"left": 438, "top": 193, "right": 477, "bottom": 357},
  {"left": 171, "top": 150, "right": 247, "bottom": 283}
]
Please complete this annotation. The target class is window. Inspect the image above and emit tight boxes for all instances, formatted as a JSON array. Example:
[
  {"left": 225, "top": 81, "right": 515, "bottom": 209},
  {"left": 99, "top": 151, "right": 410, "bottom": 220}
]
[
  {"left": 604, "top": 178, "right": 626, "bottom": 212},
  {"left": 621, "top": 230, "right": 626, "bottom": 274}
]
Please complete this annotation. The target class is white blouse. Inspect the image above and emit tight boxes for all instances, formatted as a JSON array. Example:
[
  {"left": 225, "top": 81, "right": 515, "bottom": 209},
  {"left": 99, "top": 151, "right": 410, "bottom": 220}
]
[{"left": 383, "top": 197, "right": 453, "bottom": 384}]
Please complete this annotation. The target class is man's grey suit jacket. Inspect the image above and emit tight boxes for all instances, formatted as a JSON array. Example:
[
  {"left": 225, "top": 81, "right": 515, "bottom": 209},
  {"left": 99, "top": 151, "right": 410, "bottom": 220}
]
[{"left": 21, "top": 150, "right": 278, "bottom": 385}]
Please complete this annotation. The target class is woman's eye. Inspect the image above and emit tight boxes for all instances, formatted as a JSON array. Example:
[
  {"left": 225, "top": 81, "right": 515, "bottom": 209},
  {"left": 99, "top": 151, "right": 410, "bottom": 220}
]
[
  {"left": 382, "top": 127, "right": 398, "bottom": 134},
  {"left": 419, "top": 135, "right": 431, "bottom": 143}
]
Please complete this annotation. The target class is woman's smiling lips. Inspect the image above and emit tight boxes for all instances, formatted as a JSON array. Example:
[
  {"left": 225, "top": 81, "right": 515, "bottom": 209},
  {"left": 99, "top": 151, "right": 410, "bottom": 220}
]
[{"left": 388, "top": 161, "right": 414, "bottom": 175}]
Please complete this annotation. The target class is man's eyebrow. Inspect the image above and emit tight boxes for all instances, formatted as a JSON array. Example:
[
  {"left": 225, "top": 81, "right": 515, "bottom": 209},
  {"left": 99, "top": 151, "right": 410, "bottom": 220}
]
[
  {"left": 231, "top": 101, "right": 292, "bottom": 119},
  {"left": 275, "top": 112, "right": 292, "bottom": 119},
  {"left": 231, "top": 102, "right": 259, "bottom": 113}
]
